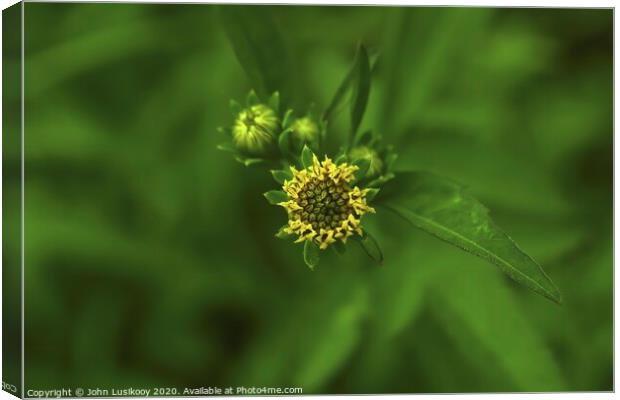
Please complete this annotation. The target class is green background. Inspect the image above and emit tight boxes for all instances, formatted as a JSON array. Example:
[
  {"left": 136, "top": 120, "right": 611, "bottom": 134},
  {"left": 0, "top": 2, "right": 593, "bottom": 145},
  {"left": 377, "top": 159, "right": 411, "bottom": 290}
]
[{"left": 5, "top": 4, "right": 613, "bottom": 394}]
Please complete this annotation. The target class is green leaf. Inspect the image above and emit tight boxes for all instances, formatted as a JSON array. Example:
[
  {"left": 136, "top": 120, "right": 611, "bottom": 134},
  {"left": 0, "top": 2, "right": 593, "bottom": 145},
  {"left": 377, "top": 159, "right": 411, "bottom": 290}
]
[
  {"left": 368, "top": 234, "right": 441, "bottom": 342},
  {"left": 430, "top": 258, "right": 566, "bottom": 390},
  {"left": 245, "top": 158, "right": 264, "bottom": 167},
  {"left": 278, "top": 128, "right": 292, "bottom": 155},
  {"left": 354, "top": 129, "right": 373, "bottom": 146},
  {"left": 216, "top": 126, "right": 229, "bottom": 137},
  {"left": 385, "top": 152, "right": 398, "bottom": 171},
  {"left": 367, "top": 172, "right": 395, "bottom": 188},
  {"left": 303, "top": 240, "right": 320, "bottom": 270},
  {"left": 365, "top": 188, "right": 380, "bottom": 202},
  {"left": 322, "top": 44, "right": 372, "bottom": 137},
  {"left": 263, "top": 190, "right": 288, "bottom": 205},
  {"left": 322, "top": 62, "right": 355, "bottom": 124},
  {"left": 318, "top": 119, "right": 328, "bottom": 143},
  {"left": 353, "top": 158, "right": 371, "bottom": 181},
  {"left": 378, "top": 9, "right": 493, "bottom": 138},
  {"left": 332, "top": 241, "right": 346, "bottom": 255},
  {"left": 271, "top": 169, "right": 293, "bottom": 185},
  {"left": 301, "top": 145, "right": 314, "bottom": 169},
  {"left": 216, "top": 142, "right": 237, "bottom": 153},
  {"left": 219, "top": 6, "right": 293, "bottom": 101},
  {"left": 376, "top": 171, "right": 562, "bottom": 304},
  {"left": 334, "top": 152, "right": 348, "bottom": 164},
  {"left": 275, "top": 225, "right": 292, "bottom": 239},
  {"left": 350, "top": 44, "right": 371, "bottom": 142},
  {"left": 246, "top": 89, "right": 260, "bottom": 106},
  {"left": 268, "top": 91, "right": 280, "bottom": 113},
  {"left": 234, "top": 156, "right": 264, "bottom": 167},
  {"left": 237, "top": 276, "right": 366, "bottom": 391},
  {"left": 229, "top": 99, "right": 242, "bottom": 115},
  {"left": 354, "top": 232, "right": 383, "bottom": 264},
  {"left": 282, "top": 109, "right": 294, "bottom": 128},
  {"left": 292, "top": 284, "right": 366, "bottom": 389}
]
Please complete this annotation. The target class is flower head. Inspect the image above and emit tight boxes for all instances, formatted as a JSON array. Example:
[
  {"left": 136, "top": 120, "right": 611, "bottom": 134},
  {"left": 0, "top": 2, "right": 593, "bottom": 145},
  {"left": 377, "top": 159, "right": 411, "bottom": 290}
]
[
  {"left": 278, "top": 154, "right": 375, "bottom": 250},
  {"left": 291, "top": 117, "right": 319, "bottom": 142},
  {"left": 232, "top": 104, "right": 278, "bottom": 154}
]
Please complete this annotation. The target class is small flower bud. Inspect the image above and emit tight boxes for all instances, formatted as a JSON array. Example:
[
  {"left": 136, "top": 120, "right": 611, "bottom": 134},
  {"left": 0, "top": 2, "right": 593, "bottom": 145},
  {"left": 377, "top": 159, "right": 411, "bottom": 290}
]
[
  {"left": 232, "top": 104, "right": 278, "bottom": 154},
  {"left": 291, "top": 117, "right": 319, "bottom": 142},
  {"left": 349, "top": 146, "right": 384, "bottom": 177}
]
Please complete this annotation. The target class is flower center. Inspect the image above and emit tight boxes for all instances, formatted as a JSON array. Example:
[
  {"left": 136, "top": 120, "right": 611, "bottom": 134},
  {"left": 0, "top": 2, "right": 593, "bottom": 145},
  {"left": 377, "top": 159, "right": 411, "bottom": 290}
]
[
  {"left": 243, "top": 113, "right": 256, "bottom": 126},
  {"left": 295, "top": 177, "right": 354, "bottom": 231}
]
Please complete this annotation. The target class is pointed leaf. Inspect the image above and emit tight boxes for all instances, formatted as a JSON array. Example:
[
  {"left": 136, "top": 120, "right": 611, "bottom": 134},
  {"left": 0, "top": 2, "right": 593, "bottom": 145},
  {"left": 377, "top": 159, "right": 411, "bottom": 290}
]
[
  {"left": 229, "top": 99, "right": 242, "bottom": 115},
  {"left": 268, "top": 91, "right": 280, "bottom": 113},
  {"left": 334, "top": 152, "right": 348, "bottom": 164},
  {"left": 430, "top": 258, "right": 566, "bottom": 390},
  {"left": 234, "top": 156, "right": 264, "bottom": 167},
  {"left": 350, "top": 44, "right": 371, "bottom": 141},
  {"left": 319, "top": 119, "right": 328, "bottom": 142},
  {"left": 278, "top": 128, "right": 292, "bottom": 155},
  {"left": 354, "top": 129, "right": 373, "bottom": 146},
  {"left": 246, "top": 89, "right": 260, "bottom": 106},
  {"left": 376, "top": 171, "right": 562, "bottom": 304},
  {"left": 353, "top": 158, "right": 371, "bottom": 181},
  {"left": 365, "top": 188, "right": 380, "bottom": 202},
  {"left": 301, "top": 145, "right": 314, "bottom": 169},
  {"left": 282, "top": 109, "right": 294, "bottom": 128},
  {"left": 275, "top": 225, "right": 292, "bottom": 239},
  {"left": 322, "top": 64, "right": 355, "bottom": 124},
  {"left": 245, "top": 158, "right": 264, "bottom": 167},
  {"left": 216, "top": 126, "right": 230, "bottom": 137},
  {"left": 263, "top": 190, "right": 288, "bottom": 205},
  {"left": 216, "top": 142, "right": 237, "bottom": 153},
  {"left": 332, "top": 241, "right": 346, "bottom": 255},
  {"left": 219, "top": 6, "right": 294, "bottom": 102},
  {"left": 385, "top": 152, "right": 398, "bottom": 171},
  {"left": 354, "top": 232, "right": 383, "bottom": 264},
  {"left": 303, "top": 240, "right": 320, "bottom": 270},
  {"left": 322, "top": 44, "right": 373, "bottom": 130},
  {"left": 244, "top": 158, "right": 264, "bottom": 167},
  {"left": 367, "top": 172, "right": 395, "bottom": 188},
  {"left": 271, "top": 169, "right": 293, "bottom": 185}
]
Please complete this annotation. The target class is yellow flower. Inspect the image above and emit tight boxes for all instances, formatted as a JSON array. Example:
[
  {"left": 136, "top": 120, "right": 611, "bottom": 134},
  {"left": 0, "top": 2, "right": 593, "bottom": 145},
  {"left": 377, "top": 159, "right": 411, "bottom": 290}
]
[
  {"left": 232, "top": 104, "right": 278, "bottom": 154},
  {"left": 278, "top": 154, "right": 375, "bottom": 250}
]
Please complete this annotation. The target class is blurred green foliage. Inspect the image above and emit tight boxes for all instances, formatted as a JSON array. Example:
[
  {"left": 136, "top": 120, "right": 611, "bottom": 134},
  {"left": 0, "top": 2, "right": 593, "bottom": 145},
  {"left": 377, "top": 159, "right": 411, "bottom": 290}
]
[{"left": 5, "top": 3, "right": 612, "bottom": 393}]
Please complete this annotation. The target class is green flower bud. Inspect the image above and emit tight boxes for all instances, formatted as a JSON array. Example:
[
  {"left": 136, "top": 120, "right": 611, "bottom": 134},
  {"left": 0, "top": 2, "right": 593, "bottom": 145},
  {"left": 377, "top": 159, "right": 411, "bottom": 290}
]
[
  {"left": 291, "top": 117, "right": 319, "bottom": 142},
  {"left": 232, "top": 104, "right": 278, "bottom": 154},
  {"left": 349, "top": 146, "right": 384, "bottom": 177}
]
